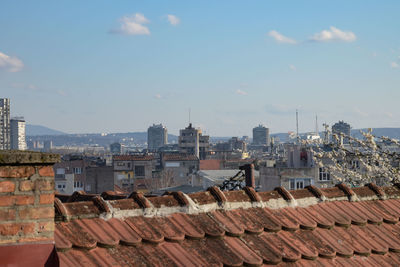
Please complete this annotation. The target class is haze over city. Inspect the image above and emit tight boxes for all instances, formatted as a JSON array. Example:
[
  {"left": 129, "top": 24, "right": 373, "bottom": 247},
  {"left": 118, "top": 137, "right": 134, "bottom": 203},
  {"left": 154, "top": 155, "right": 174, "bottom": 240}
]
[{"left": 1, "top": 1, "right": 399, "bottom": 136}]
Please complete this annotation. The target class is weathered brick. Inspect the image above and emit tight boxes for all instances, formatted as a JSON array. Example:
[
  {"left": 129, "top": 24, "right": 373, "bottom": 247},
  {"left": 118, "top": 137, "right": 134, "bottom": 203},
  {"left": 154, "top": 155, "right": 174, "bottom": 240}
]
[
  {"left": 39, "top": 194, "right": 54, "bottom": 204},
  {"left": 0, "top": 223, "right": 35, "bottom": 236},
  {"left": 0, "top": 209, "right": 16, "bottom": 221},
  {"left": 0, "top": 166, "right": 35, "bottom": 178},
  {"left": 15, "top": 195, "right": 35, "bottom": 205},
  {"left": 38, "top": 221, "right": 54, "bottom": 233},
  {"left": 0, "top": 181, "right": 15, "bottom": 193},
  {"left": 38, "top": 166, "right": 54, "bottom": 177},
  {"left": 0, "top": 223, "right": 19, "bottom": 235},
  {"left": 19, "top": 207, "right": 54, "bottom": 220},
  {"left": 0, "top": 196, "right": 14, "bottom": 206},
  {"left": 0, "top": 195, "right": 34, "bottom": 206},
  {"left": 19, "top": 180, "right": 34, "bottom": 191},
  {"left": 35, "top": 179, "right": 54, "bottom": 191}
]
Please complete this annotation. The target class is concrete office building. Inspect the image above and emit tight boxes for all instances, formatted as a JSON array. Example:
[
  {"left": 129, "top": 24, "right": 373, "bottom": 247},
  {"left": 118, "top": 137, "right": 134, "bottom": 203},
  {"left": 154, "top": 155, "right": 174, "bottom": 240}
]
[
  {"left": 332, "top": 121, "right": 351, "bottom": 144},
  {"left": 0, "top": 98, "right": 11, "bottom": 150},
  {"left": 252, "top": 124, "right": 270, "bottom": 145},
  {"left": 10, "top": 117, "right": 26, "bottom": 150},
  {"left": 178, "top": 123, "right": 210, "bottom": 160},
  {"left": 147, "top": 124, "right": 168, "bottom": 150}
]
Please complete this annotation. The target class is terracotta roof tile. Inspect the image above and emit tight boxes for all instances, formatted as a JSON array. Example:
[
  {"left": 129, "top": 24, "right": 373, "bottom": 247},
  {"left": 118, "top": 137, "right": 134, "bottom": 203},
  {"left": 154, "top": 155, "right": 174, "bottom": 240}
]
[
  {"left": 199, "top": 159, "right": 221, "bottom": 170},
  {"left": 162, "top": 154, "right": 198, "bottom": 161},
  {"left": 55, "top": 184, "right": 400, "bottom": 266},
  {"left": 113, "top": 155, "right": 154, "bottom": 161}
]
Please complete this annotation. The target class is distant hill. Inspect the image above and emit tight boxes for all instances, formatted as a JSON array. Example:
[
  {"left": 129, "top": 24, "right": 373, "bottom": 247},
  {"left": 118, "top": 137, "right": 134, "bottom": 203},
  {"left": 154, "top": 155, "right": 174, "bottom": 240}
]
[
  {"left": 25, "top": 126, "right": 400, "bottom": 147},
  {"left": 351, "top": 128, "right": 400, "bottom": 140},
  {"left": 26, "top": 125, "right": 66, "bottom": 136}
]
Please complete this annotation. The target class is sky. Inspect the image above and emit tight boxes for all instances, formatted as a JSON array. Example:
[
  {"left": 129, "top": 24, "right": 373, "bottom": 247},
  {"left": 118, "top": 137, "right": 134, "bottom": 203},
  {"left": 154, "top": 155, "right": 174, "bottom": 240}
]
[{"left": 1, "top": 1, "right": 399, "bottom": 136}]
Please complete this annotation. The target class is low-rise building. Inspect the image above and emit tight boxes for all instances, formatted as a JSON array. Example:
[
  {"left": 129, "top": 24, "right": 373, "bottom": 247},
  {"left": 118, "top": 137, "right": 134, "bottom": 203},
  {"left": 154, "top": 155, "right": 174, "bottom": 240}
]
[
  {"left": 113, "top": 154, "right": 155, "bottom": 192},
  {"left": 161, "top": 153, "right": 199, "bottom": 187}
]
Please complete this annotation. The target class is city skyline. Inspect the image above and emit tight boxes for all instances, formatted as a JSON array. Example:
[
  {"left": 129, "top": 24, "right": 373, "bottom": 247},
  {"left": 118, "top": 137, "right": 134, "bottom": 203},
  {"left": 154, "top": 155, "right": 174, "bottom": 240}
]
[{"left": 1, "top": 1, "right": 399, "bottom": 136}]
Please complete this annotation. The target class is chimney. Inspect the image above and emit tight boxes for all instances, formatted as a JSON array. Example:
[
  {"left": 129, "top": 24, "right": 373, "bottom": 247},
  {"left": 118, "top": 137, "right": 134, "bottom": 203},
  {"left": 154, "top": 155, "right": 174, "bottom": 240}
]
[
  {"left": 240, "top": 163, "right": 255, "bottom": 188},
  {"left": 0, "top": 151, "right": 60, "bottom": 266}
]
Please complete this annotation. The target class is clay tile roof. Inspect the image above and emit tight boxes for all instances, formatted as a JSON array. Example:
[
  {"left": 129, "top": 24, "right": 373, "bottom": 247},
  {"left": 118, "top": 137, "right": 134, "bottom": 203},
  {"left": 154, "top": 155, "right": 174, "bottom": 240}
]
[
  {"left": 199, "top": 159, "right": 222, "bottom": 170},
  {"left": 55, "top": 183, "right": 400, "bottom": 266},
  {"left": 162, "top": 153, "right": 199, "bottom": 161},
  {"left": 113, "top": 155, "right": 154, "bottom": 161}
]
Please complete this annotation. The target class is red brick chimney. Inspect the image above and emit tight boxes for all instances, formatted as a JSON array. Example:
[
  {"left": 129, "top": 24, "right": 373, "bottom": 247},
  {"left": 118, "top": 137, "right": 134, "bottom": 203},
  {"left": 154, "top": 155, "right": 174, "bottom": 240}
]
[{"left": 0, "top": 151, "right": 60, "bottom": 266}]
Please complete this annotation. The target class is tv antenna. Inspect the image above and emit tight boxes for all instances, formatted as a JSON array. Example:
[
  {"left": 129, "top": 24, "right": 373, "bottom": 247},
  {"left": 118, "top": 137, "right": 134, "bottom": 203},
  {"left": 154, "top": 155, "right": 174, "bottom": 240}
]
[{"left": 296, "top": 109, "right": 299, "bottom": 143}]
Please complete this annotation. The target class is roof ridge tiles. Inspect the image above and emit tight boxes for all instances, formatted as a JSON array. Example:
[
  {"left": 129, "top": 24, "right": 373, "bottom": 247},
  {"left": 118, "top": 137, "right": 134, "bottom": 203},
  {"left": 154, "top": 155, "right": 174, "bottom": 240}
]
[
  {"left": 54, "top": 197, "right": 69, "bottom": 221},
  {"left": 128, "top": 192, "right": 152, "bottom": 208},
  {"left": 207, "top": 186, "right": 227, "bottom": 203},
  {"left": 336, "top": 183, "right": 359, "bottom": 201},
  {"left": 244, "top": 186, "right": 261, "bottom": 202},
  {"left": 306, "top": 185, "right": 326, "bottom": 201},
  {"left": 54, "top": 184, "right": 400, "bottom": 222},
  {"left": 274, "top": 186, "right": 294, "bottom": 201},
  {"left": 367, "top": 183, "right": 387, "bottom": 200}
]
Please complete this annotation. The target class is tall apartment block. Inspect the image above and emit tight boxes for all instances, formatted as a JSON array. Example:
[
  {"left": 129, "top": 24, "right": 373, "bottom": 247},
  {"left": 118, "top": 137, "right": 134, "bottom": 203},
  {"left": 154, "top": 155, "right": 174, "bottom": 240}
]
[
  {"left": 10, "top": 117, "right": 27, "bottom": 150},
  {"left": 147, "top": 124, "right": 168, "bottom": 150},
  {"left": 252, "top": 124, "right": 270, "bottom": 145},
  {"left": 178, "top": 123, "right": 210, "bottom": 160},
  {"left": 332, "top": 120, "right": 351, "bottom": 144},
  {"left": 0, "top": 98, "right": 11, "bottom": 150}
]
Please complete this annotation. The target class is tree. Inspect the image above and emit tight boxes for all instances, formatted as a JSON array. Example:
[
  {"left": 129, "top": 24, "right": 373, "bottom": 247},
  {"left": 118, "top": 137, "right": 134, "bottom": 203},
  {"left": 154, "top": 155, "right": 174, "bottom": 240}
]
[{"left": 309, "top": 129, "right": 400, "bottom": 187}]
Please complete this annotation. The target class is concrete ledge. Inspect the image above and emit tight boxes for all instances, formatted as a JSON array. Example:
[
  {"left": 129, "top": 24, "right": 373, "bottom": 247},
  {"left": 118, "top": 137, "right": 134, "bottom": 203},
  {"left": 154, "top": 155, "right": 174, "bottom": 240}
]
[{"left": 0, "top": 151, "right": 60, "bottom": 166}]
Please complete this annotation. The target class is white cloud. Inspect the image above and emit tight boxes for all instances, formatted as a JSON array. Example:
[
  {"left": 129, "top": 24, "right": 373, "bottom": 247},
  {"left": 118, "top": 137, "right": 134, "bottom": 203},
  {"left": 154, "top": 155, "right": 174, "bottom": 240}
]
[
  {"left": 310, "top": 26, "right": 356, "bottom": 42},
  {"left": 11, "top": 83, "right": 37, "bottom": 91},
  {"left": 268, "top": 30, "right": 297, "bottom": 44},
  {"left": 384, "top": 112, "right": 393, "bottom": 118},
  {"left": 391, "top": 62, "right": 399, "bottom": 68},
  {"left": 289, "top": 64, "right": 296, "bottom": 71},
  {"left": 154, "top": 94, "right": 162, "bottom": 99},
  {"left": 57, "top": 90, "right": 67, "bottom": 96},
  {"left": 354, "top": 107, "right": 368, "bottom": 117},
  {"left": 236, "top": 89, "right": 248, "bottom": 95},
  {"left": 0, "top": 52, "right": 24, "bottom": 72},
  {"left": 110, "top": 13, "right": 150, "bottom": 35},
  {"left": 167, "top": 15, "right": 180, "bottom": 26}
]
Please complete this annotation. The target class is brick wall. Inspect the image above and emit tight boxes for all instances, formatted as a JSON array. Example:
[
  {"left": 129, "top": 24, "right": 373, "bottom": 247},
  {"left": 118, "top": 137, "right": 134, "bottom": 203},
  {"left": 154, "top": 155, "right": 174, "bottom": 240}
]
[{"left": 0, "top": 151, "right": 59, "bottom": 245}]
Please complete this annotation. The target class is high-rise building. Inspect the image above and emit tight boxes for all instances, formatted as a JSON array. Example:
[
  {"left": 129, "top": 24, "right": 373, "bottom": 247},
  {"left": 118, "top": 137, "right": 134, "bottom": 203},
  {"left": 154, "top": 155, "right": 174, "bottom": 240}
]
[
  {"left": 0, "top": 98, "right": 11, "bottom": 150},
  {"left": 332, "top": 121, "right": 351, "bottom": 144},
  {"left": 147, "top": 124, "right": 168, "bottom": 150},
  {"left": 252, "top": 124, "right": 270, "bottom": 146},
  {"left": 10, "top": 117, "right": 26, "bottom": 150},
  {"left": 178, "top": 123, "right": 209, "bottom": 159},
  {"left": 110, "top": 142, "right": 122, "bottom": 154},
  {"left": 43, "top": 140, "right": 53, "bottom": 152}
]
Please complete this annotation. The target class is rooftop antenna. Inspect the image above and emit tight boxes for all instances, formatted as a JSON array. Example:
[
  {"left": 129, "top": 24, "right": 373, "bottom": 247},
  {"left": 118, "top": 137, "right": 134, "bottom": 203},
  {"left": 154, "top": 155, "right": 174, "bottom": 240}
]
[
  {"left": 189, "top": 108, "right": 191, "bottom": 125},
  {"left": 315, "top": 114, "right": 319, "bottom": 136},
  {"left": 296, "top": 109, "right": 299, "bottom": 143}
]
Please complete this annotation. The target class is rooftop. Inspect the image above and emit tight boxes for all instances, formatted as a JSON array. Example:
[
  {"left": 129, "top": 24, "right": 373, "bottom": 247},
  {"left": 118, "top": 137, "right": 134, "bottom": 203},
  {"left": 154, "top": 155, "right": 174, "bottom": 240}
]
[
  {"left": 113, "top": 155, "right": 154, "bottom": 161},
  {"left": 55, "top": 183, "right": 400, "bottom": 266},
  {"left": 162, "top": 154, "right": 199, "bottom": 161}
]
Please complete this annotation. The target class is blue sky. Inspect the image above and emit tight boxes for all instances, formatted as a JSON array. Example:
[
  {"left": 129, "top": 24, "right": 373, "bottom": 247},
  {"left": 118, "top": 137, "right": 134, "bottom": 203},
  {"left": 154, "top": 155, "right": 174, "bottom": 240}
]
[{"left": 1, "top": 1, "right": 399, "bottom": 136}]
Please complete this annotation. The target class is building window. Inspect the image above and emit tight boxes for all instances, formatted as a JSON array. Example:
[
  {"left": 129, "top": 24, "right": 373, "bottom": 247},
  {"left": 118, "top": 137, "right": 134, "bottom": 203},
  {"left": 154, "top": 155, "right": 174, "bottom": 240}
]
[
  {"left": 56, "top": 168, "right": 65, "bottom": 175},
  {"left": 135, "top": 165, "right": 145, "bottom": 177},
  {"left": 319, "top": 167, "right": 331, "bottom": 181},
  {"left": 289, "top": 178, "right": 312, "bottom": 190},
  {"left": 73, "top": 167, "right": 82, "bottom": 174},
  {"left": 74, "top": 181, "right": 83, "bottom": 188},
  {"left": 350, "top": 160, "right": 360, "bottom": 169},
  {"left": 117, "top": 162, "right": 124, "bottom": 166}
]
